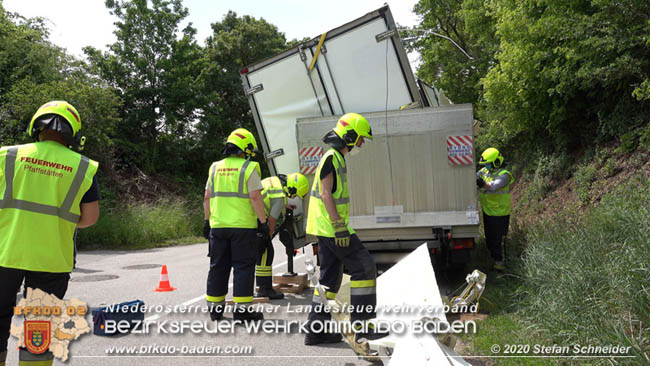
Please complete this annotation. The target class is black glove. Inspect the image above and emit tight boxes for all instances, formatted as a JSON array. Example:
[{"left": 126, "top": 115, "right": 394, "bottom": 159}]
[
  {"left": 476, "top": 177, "right": 486, "bottom": 188},
  {"left": 257, "top": 219, "right": 270, "bottom": 239},
  {"left": 256, "top": 220, "right": 270, "bottom": 257},
  {"left": 203, "top": 220, "right": 210, "bottom": 239}
]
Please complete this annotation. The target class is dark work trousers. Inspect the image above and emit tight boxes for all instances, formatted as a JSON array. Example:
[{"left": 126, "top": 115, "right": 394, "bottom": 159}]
[
  {"left": 0, "top": 266, "right": 69, "bottom": 361},
  {"left": 206, "top": 228, "right": 257, "bottom": 309},
  {"left": 255, "top": 239, "right": 274, "bottom": 289},
  {"left": 307, "top": 234, "right": 377, "bottom": 330},
  {"left": 483, "top": 213, "right": 510, "bottom": 262}
]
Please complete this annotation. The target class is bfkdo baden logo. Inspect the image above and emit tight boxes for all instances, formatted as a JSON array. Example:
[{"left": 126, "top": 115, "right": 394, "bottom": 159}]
[
  {"left": 10, "top": 288, "right": 91, "bottom": 361},
  {"left": 24, "top": 321, "right": 51, "bottom": 354}
]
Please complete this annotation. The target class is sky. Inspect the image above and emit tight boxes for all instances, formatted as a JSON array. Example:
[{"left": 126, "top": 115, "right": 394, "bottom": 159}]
[{"left": 3, "top": 0, "right": 422, "bottom": 60}]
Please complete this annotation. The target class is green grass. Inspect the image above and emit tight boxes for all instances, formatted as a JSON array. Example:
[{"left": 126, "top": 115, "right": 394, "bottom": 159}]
[
  {"left": 459, "top": 238, "right": 555, "bottom": 366},
  {"left": 519, "top": 176, "right": 650, "bottom": 365},
  {"left": 76, "top": 198, "right": 204, "bottom": 249},
  {"left": 460, "top": 175, "right": 650, "bottom": 366}
]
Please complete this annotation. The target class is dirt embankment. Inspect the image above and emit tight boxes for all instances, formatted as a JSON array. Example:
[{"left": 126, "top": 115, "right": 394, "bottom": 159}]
[{"left": 510, "top": 146, "right": 650, "bottom": 229}]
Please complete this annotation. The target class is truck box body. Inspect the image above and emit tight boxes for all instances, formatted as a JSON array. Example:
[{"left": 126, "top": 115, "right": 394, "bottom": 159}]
[
  {"left": 241, "top": 5, "right": 420, "bottom": 176},
  {"left": 296, "top": 107, "right": 479, "bottom": 247},
  {"left": 240, "top": 5, "right": 479, "bottom": 258}
]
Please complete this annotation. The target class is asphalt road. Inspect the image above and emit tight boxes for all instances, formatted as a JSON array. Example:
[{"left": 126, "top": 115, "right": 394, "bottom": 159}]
[{"left": 6, "top": 238, "right": 384, "bottom": 366}]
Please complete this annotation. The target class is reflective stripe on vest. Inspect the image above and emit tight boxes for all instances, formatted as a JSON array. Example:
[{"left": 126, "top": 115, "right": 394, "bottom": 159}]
[
  {"left": 261, "top": 176, "right": 287, "bottom": 215},
  {"left": 478, "top": 168, "right": 514, "bottom": 216},
  {"left": 0, "top": 142, "right": 98, "bottom": 273},
  {"left": 208, "top": 157, "right": 260, "bottom": 229},
  {"left": 0, "top": 148, "right": 89, "bottom": 223},
  {"left": 309, "top": 162, "right": 349, "bottom": 204},
  {"left": 209, "top": 159, "right": 252, "bottom": 198},
  {"left": 306, "top": 149, "right": 355, "bottom": 237}
]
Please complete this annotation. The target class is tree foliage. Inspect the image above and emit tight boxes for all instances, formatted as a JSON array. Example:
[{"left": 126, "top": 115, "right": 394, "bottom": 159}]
[
  {"left": 413, "top": 0, "right": 650, "bottom": 161},
  {"left": 84, "top": 0, "right": 203, "bottom": 174},
  {"left": 198, "top": 12, "right": 287, "bottom": 141},
  {"left": 195, "top": 11, "right": 287, "bottom": 175},
  {"left": 410, "top": 0, "right": 498, "bottom": 112},
  {"left": 0, "top": 4, "right": 120, "bottom": 169},
  {"left": 482, "top": 0, "right": 650, "bottom": 158}
]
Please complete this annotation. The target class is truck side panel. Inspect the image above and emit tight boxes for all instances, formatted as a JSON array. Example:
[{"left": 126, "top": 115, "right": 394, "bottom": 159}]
[{"left": 296, "top": 106, "right": 479, "bottom": 238}]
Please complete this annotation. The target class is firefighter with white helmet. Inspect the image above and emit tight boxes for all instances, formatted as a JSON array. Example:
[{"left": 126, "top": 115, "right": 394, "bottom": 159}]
[
  {"left": 476, "top": 147, "right": 514, "bottom": 271},
  {"left": 304, "top": 112, "right": 387, "bottom": 345},
  {"left": 255, "top": 172, "right": 309, "bottom": 299}
]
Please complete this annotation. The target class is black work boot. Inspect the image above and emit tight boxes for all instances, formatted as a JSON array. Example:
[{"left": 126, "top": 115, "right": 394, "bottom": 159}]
[
  {"left": 208, "top": 303, "right": 223, "bottom": 321},
  {"left": 233, "top": 306, "right": 264, "bottom": 323},
  {"left": 354, "top": 322, "right": 389, "bottom": 342},
  {"left": 255, "top": 286, "right": 285, "bottom": 300},
  {"left": 304, "top": 332, "right": 343, "bottom": 346}
]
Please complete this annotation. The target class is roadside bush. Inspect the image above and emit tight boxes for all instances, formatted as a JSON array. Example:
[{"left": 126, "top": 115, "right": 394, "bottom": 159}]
[
  {"left": 76, "top": 198, "right": 203, "bottom": 249},
  {"left": 523, "top": 153, "right": 572, "bottom": 201},
  {"left": 519, "top": 177, "right": 650, "bottom": 365},
  {"left": 573, "top": 163, "right": 598, "bottom": 204}
]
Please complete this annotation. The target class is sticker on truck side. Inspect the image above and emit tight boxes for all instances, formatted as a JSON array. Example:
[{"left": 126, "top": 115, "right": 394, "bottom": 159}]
[
  {"left": 447, "top": 135, "right": 474, "bottom": 165},
  {"left": 299, "top": 146, "right": 323, "bottom": 175}
]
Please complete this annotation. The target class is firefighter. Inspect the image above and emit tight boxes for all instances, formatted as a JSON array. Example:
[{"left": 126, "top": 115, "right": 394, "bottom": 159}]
[
  {"left": 0, "top": 101, "right": 100, "bottom": 366},
  {"left": 255, "top": 173, "right": 310, "bottom": 299},
  {"left": 203, "top": 128, "right": 267, "bottom": 322},
  {"left": 304, "top": 113, "right": 387, "bottom": 346},
  {"left": 476, "top": 147, "right": 514, "bottom": 272}
]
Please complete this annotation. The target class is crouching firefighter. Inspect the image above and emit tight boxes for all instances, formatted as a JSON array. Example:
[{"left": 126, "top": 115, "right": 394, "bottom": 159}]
[
  {"left": 203, "top": 128, "right": 267, "bottom": 323},
  {"left": 304, "top": 113, "right": 388, "bottom": 345},
  {"left": 255, "top": 173, "right": 310, "bottom": 299}
]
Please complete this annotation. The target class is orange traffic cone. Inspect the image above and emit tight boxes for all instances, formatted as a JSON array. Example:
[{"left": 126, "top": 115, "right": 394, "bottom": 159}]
[{"left": 154, "top": 265, "right": 176, "bottom": 292}]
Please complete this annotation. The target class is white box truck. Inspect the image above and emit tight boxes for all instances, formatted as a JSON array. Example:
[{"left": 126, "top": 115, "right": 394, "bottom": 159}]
[{"left": 240, "top": 5, "right": 479, "bottom": 268}]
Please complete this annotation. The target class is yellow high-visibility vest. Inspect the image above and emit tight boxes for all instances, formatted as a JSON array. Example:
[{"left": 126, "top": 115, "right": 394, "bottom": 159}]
[
  {"left": 478, "top": 167, "right": 514, "bottom": 216},
  {"left": 261, "top": 176, "right": 287, "bottom": 216},
  {"left": 207, "top": 156, "right": 260, "bottom": 229},
  {"left": 306, "top": 148, "right": 354, "bottom": 237},
  {"left": 0, "top": 141, "right": 98, "bottom": 272}
]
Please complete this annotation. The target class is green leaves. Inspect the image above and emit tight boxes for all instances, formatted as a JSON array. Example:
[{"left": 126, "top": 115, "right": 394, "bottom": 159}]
[
  {"left": 415, "top": 0, "right": 650, "bottom": 161},
  {"left": 84, "top": 0, "right": 202, "bottom": 175},
  {"left": 196, "top": 11, "right": 287, "bottom": 176},
  {"left": 411, "top": 0, "right": 498, "bottom": 110}
]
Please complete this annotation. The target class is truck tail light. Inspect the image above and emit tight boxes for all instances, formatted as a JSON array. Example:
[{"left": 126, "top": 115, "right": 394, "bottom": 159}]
[{"left": 452, "top": 238, "right": 474, "bottom": 250}]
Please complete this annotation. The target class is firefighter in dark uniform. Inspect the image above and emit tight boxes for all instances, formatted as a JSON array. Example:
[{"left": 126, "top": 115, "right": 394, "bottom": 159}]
[
  {"left": 255, "top": 173, "right": 309, "bottom": 299},
  {"left": 203, "top": 128, "right": 267, "bottom": 322},
  {"left": 0, "top": 101, "right": 100, "bottom": 366},
  {"left": 304, "top": 113, "right": 387, "bottom": 345}
]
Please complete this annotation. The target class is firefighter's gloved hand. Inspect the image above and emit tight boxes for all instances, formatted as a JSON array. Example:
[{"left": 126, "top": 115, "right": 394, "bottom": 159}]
[
  {"left": 203, "top": 220, "right": 210, "bottom": 239},
  {"left": 332, "top": 218, "right": 350, "bottom": 248},
  {"left": 257, "top": 219, "right": 270, "bottom": 240},
  {"left": 476, "top": 177, "right": 486, "bottom": 188}
]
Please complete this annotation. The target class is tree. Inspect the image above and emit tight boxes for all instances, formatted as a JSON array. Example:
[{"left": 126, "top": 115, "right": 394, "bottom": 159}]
[
  {"left": 410, "top": 0, "right": 498, "bottom": 113},
  {"left": 0, "top": 4, "right": 120, "bottom": 167},
  {"left": 195, "top": 11, "right": 287, "bottom": 174},
  {"left": 481, "top": 0, "right": 650, "bottom": 157},
  {"left": 84, "top": 0, "right": 202, "bottom": 174}
]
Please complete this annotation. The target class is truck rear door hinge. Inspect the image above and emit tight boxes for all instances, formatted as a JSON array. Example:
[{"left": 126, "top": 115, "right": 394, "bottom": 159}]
[
  {"left": 375, "top": 29, "right": 397, "bottom": 43},
  {"left": 245, "top": 84, "right": 263, "bottom": 96},
  {"left": 298, "top": 46, "right": 307, "bottom": 62}
]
